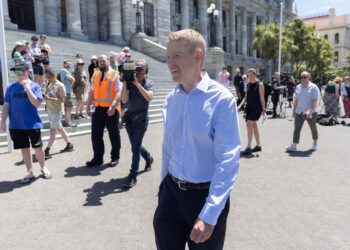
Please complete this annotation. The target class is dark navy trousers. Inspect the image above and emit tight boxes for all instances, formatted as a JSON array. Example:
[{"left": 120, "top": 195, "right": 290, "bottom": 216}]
[{"left": 153, "top": 175, "right": 230, "bottom": 250}]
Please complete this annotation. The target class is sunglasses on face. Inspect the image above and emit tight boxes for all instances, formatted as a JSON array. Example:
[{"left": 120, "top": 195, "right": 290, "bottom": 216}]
[
  {"left": 301, "top": 76, "right": 308, "bottom": 79},
  {"left": 14, "top": 69, "right": 25, "bottom": 76}
]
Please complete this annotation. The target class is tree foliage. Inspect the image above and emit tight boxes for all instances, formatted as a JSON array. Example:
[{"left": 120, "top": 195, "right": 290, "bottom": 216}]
[{"left": 253, "top": 17, "right": 334, "bottom": 79}]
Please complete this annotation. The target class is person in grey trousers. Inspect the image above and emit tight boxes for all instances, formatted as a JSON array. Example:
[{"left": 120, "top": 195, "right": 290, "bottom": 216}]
[{"left": 286, "top": 71, "right": 320, "bottom": 152}]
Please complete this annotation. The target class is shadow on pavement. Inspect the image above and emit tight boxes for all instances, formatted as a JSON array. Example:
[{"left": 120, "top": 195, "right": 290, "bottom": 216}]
[
  {"left": 0, "top": 178, "right": 39, "bottom": 193},
  {"left": 286, "top": 149, "right": 314, "bottom": 157},
  {"left": 83, "top": 177, "right": 129, "bottom": 206},
  {"left": 64, "top": 164, "right": 111, "bottom": 177},
  {"left": 14, "top": 154, "right": 38, "bottom": 166}
]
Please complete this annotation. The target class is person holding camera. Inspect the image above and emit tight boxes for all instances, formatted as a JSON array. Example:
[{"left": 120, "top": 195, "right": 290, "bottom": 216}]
[
  {"left": 0, "top": 56, "right": 52, "bottom": 183},
  {"left": 121, "top": 59, "right": 154, "bottom": 188},
  {"left": 271, "top": 72, "right": 285, "bottom": 118},
  {"left": 286, "top": 71, "right": 320, "bottom": 152},
  {"left": 86, "top": 54, "right": 122, "bottom": 167}
]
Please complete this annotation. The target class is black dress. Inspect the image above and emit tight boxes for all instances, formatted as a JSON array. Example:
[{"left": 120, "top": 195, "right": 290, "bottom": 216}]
[{"left": 245, "top": 81, "right": 262, "bottom": 121}]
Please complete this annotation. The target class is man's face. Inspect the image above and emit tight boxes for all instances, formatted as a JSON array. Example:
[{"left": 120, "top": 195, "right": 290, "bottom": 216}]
[
  {"left": 64, "top": 62, "right": 72, "bottom": 70},
  {"left": 98, "top": 57, "right": 109, "bottom": 71},
  {"left": 275, "top": 74, "right": 280, "bottom": 80},
  {"left": 40, "top": 37, "right": 46, "bottom": 44},
  {"left": 167, "top": 40, "right": 199, "bottom": 83},
  {"left": 45, "top": 73, "right": 54, "bottom": 82},
  {"left": 235, "top": 69, "right": 240, "bottom": 75},
  {"left": 300, "top": 74, "right": 309, "bottom": 84},
  {"left": 135, "top": 62, "right": 147, "bottom": 80},
  {"left": 31, "top": 39, "right": 38, "bottom": 45}
]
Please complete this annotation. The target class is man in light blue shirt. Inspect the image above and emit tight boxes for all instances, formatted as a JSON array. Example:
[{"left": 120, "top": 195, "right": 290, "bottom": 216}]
[
  {"left": 286, "top": 71, "right": 320, "bottom": 152},
  {"left": 153, "top": 29, "right": 241, "bottom": 250}
]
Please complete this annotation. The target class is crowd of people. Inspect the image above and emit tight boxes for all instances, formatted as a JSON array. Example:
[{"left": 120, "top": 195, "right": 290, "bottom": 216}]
[
  {"left": 2, "top": 28, "right": 350, "bottom": 249},
  {"left": 1, "top": 34, "right": 154, "bottom": 189}
]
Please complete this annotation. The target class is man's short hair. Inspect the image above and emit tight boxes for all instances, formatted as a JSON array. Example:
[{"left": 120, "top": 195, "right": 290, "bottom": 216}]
[
  {"left": 136, "top": 59, "right": 149, "bottom": 73},
  {"left": 275, "top": 72, "right": 280, "bottom": 75},
  {"left": 31, "top": 35, "right": 38, "bottom": 41},
  {"left": 122, "top": 47, "right": 130, "bottom": 53},
  {"left": 344, "top": 76, "right": 350, "bottom": 81},
  {"left": 301, "top": 71, "right": 310, "bottom": 78},
  {"left": 168, "top": 29, "right": 206, "bottom": 56},
  {"left": 63, "top": 60, "right": 71, "bottom": 65},
  {"left": 40, "top": 34, "right": 46, "bottom": 39}
]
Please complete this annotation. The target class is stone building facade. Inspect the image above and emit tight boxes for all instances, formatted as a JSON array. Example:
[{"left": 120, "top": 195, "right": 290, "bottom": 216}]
[
  {"left": 4, "top": 0, "right": 294, "bottom": 77},
  {"left": 303, "top": 8, "right": 350, "bottom": 68}
]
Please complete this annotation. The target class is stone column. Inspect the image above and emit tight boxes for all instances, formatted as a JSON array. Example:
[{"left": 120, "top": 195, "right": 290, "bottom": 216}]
[
  {"left": 80, "top": 0, "right": 89, "bottom": 35},
  {"left": 241, "top": 7, "right": 247, "bottom": 57},
  {"left": 97, "top": 0, "right": 109, "bottom": 40},
  {"left": 228, "top": 1, "right": 236, "bottom": 54},
  {"left": 215, "top": 0, "right": 223, "bottom": 48},
  {"left": 44, "top": 0, "right": 59, "bottom": 35},
  {"left": 35, "top": 0, "right": 45, "bottom": 33},
  {"left": 181, "top": 0, "right": 189, "bottom": 29},
  {"left": 66, "top": 0, "right": 85, "bottom": 39},
  {"left": 108, "top": 0, "right": 123, "bottom": 44},
  {"left": 2, "top": 0, "right": 17, "bottom": 29},
  {"left": 86, "top": 0, "right": 99, "bottom": 40},
  {"left": 251, "top": 12, "right": 257, "bottom": 59},
  {"left": 198, "top": 0, "right": 208, "bottom": 44}
]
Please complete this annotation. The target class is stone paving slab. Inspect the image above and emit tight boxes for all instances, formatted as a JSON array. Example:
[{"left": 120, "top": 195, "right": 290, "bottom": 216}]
[{"left": 0, "top": 111, "right": 350, "bottom": 250}]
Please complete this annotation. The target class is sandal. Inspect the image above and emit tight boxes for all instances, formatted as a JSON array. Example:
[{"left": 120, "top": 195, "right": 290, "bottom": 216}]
[
  {"left": 21, "top": 174, "right": 35, "bottom": 184},
  {"left": 41, "top": 169, "right": 52, "bottom": 179}
]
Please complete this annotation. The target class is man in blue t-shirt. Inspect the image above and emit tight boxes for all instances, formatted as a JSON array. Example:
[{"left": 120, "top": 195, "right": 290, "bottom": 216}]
[{"left": 0, "top": 61, "right": 52, "bottom": 184}]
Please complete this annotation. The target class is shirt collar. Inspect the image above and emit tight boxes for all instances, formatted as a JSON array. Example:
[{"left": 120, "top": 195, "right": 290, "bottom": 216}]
[{"left": 176, "top": 72, "right": 211, "bottom": 94}]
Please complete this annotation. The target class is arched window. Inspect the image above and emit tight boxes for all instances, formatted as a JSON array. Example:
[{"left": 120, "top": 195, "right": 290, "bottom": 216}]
[
  {"left": 334, "top": 51, "right": 339, "bottom": 62},
  {"left": 335, "top": 33, "right": 339, "bottom": 44},
  {"left": 324, "top": 34, "right": 328, "bottom": 40}
]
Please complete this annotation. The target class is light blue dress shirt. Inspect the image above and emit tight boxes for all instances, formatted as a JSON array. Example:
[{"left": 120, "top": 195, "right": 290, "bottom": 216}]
[
  {"left": 295, "top": 82, "right": 320, "bottom": 114},
  {"left": 161, "top": 73, "right": 241, "bottom": 226}
]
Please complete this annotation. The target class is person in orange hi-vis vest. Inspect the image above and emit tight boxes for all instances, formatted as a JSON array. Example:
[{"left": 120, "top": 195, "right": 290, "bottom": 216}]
[{"left": 86, "top": 54, "right": 122, "bottom": 167}]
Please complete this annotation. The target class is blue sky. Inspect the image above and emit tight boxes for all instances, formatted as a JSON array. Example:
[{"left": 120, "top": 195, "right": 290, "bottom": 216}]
[{"left": 294, "top": 0, "right": 350, "bottom": 18}]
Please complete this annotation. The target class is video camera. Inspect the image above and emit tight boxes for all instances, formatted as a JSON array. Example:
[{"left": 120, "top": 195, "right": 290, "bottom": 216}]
[
  {"left": 122, "top": 62, "right": 143, "bottom": 83},
  {"left": 280, "top": 73, "right": 292, "bottom": 86}
]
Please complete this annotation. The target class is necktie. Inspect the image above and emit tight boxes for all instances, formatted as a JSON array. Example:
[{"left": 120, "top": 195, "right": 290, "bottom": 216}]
[{"left": 100, "top": 71, "right": 105, "bottom": 83}]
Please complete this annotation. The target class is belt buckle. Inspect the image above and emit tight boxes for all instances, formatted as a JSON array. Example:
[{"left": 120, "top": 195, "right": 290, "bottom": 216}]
[{"left": 177, "top": 180, "right": 187, "bottom": 191}]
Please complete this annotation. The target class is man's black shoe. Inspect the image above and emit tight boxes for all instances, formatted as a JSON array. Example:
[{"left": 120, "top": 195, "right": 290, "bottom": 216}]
[
  {"left": 86, "top": 159, "right": 103, "bottom": 167},
  {"left": 109, "top": 159, "right": 119, "bottom": 167},
  {"left": 123, "top": 175, "right": 137, "bottom": 189},
  {"left": 145, "top": 156, "right": 154, "bottom": 172},
  {"left": 44, "top": 148, "right": 50, "bottom": 158},
  {"left": 60, "top": 143, "right": 74, "bottom": 153}
]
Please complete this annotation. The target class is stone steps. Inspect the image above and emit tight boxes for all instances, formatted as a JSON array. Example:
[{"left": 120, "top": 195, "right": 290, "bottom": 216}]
[{"left": 1, "top": 29, "right": 237, "bottom": 147}]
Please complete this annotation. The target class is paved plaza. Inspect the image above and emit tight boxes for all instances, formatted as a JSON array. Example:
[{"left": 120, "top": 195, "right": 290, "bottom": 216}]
[{"left": 0, "top": 112, "right": 349, "bottom": 250}]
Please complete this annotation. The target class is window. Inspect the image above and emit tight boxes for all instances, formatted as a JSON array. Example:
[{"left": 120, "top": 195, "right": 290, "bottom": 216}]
[
  {"left": 222, "top": 10, "right": 226, "bottom": 28},
  {"left": 334, "top": 51, "right": 339, "bottom": 62},
  {"left": 335, "top": 33, "right": 339, "bottom": 44},
  {"left": 175, "top": 0, "right": 181, "bottom": 14},
  {"left": 193, "top": 0, "right": 199, "bottom": 19},
  {"left": 61, "top": 0, "right": 67, "bottom": 32},
  {"left": 143, "top": 3, "right": 154, "bottom": 36},
  {"left": 324, "top": 34, "right": 328, "bottom": 40}
]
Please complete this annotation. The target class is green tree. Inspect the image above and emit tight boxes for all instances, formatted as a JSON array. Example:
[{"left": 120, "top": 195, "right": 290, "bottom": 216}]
[
  {"left": 252, "top": 23, "right": 280, "bottom": 80},
  {"left": 305, "top": 34, "right": 333, "bottom": 81},
  {"left": 283, "top": 17, "right": 315, "bottom": 74}
]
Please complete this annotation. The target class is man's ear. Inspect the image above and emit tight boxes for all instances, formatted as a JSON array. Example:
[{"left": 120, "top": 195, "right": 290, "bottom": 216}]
[{"left": 195, "top": 48, "right": 204, "bottom": 62}]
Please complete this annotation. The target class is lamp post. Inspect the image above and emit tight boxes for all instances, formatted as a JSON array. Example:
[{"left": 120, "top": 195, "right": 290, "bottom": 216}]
[
  {"left": 207, "top": 3, "right": 219, "bottom": 47},
  {"left": 132, "top": 0, "right": 144, "bottom": 33},
  {"left": 278, "top": 2, "right": 284, "bottom": 74}
]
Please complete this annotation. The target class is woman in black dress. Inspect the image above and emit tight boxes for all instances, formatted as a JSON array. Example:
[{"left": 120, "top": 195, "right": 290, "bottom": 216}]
[{"left": 238, "top": 68, "right": 266, "bottom": 155}]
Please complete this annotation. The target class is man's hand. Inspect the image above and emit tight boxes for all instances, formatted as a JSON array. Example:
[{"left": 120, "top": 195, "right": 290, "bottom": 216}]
[
  {"left": 22, "top": 79, "right": 31, "bottom": 89},
  {"left": 132, "top": 75, "right": 139, "bottom": 86},
  {"left": 190, "top": 219, "right": 214, "bottom": 244},
  {"left": 304, "top": 109, "right": 312, "bottom": 119},
  {"left": 107, "top": 106, "right": 116, "bottom": 116}
]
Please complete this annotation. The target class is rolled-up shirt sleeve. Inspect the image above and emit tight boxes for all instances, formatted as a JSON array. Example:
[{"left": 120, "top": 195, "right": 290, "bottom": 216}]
[{"left": 198, "top": 96, "right": 241, "bottom": 226}]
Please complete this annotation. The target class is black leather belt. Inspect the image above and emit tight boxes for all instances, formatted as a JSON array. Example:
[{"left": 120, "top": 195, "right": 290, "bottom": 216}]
[{"left": 169, "top": 174, "right": 211, "bottom": 191}]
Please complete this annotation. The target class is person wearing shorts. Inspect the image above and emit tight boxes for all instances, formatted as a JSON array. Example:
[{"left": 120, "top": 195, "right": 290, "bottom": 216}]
[
  {"left": 0, "top": 59, "right": 52, "bottom": 183},
  {"left": 43, "top": 68, "right": 74, "bottom": 157}
]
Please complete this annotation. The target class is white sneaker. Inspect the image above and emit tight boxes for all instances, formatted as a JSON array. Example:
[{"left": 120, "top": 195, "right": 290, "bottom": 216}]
[
  {"left": 286, "top": 143, "right": 297, "bottom": 152},
  {"left": 312, "top": 141, "right": 318, "bottom": 151}
]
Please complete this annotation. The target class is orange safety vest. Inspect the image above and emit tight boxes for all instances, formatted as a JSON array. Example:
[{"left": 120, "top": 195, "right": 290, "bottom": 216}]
[{"left": 93, "top": 70, "right": 120, "bottom": 111}]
